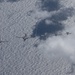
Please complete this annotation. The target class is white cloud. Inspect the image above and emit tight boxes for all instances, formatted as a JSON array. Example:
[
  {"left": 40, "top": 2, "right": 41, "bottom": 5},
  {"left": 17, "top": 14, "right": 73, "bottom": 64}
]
[
  {"left": 38, "top": 14, "right": 75, "bottom": 63},
  {"left": 60, "top": 0, "right": 75, "bottom": 8},
  {"left": 32, "top": 0, "right": 75, "bottom": 64}
]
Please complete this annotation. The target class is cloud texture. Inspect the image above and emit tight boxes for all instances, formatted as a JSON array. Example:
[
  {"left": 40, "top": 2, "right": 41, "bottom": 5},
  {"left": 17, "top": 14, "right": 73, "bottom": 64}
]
[{"left": 34, "top": 0, "right": 75, "bottom": 64}]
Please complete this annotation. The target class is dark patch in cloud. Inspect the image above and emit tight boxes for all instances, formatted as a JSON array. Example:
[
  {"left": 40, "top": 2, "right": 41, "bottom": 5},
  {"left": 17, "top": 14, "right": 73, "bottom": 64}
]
[
  {"left": 40, "top": 0, "right": 60, "bottom": 12},
  {"left": 50, "top": 8, "right": 74, "bottom": 21},
  {"left": 66, "top": 64, "right": 75, "bottom": 74},
  {"left": 7, "top": 0, "right": 20, "bottom": 2},
  {"left": 27, "top": 10, "right": 34, "bottom": 16},
  {"left": 31, "top": 7, "right": 74, "bottom": 40},
  {"left": 0, "top": 0, "right": 20, "bottom": 3},
  {"left": 34, "top": 44, "right": 38, "bottom": 47},
  {"left": 0, "top": 0, "right": 4, "bottom": 2},
  {"left": 31, "top": 19, "right": 64, "bottom": 40}
]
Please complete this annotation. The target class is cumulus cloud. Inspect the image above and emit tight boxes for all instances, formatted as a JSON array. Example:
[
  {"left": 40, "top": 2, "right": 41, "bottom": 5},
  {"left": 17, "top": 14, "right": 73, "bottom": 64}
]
[
  {"left": 34, "top": 0, "right": 75, "bottom": 64},
  {"left": 38, "top": 14, "right": 75, "bottom": 63}
]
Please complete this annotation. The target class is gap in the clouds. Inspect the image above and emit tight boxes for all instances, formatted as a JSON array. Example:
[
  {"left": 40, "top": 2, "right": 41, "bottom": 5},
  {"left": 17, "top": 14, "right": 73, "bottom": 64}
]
[
  {"left": 31, "top": 19, "right": 64, "bottom": 40},
  {"left": 31, "top": 7, "right": 74, "bottom": 40},
  {"left": 50, "top": 8, "right": 74, "bottom": 21},
  {"left": 40, "top": 0, "right": 60, "bottom": 12}
]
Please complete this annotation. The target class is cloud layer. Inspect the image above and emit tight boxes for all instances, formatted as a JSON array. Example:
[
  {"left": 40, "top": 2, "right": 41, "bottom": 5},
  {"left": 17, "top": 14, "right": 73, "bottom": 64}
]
[
  {"left": 37, "top": 14, "right": 75, "bottom": 64},
  {"left": 33, "top": 0, "right": 75, "bottom": 64}
]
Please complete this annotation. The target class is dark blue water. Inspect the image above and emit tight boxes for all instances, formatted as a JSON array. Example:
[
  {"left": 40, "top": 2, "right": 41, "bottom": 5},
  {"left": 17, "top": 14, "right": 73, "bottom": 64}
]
[{"left": 41, "top": 0, "right": 60, "bottom": 12}]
